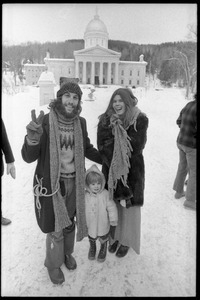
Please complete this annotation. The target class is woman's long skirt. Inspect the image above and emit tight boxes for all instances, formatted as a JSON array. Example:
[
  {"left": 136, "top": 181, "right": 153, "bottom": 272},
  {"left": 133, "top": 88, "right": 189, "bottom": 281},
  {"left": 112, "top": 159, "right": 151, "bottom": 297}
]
[{"left": 114, "top": 203, "right": 141, "bottom": 254}]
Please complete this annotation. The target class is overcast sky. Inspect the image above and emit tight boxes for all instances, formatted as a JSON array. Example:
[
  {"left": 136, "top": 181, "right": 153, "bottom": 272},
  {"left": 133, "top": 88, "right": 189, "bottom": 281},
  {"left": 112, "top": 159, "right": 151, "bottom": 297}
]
[{"left": 2, "top": 3, "right": 197, "bottom": 46}]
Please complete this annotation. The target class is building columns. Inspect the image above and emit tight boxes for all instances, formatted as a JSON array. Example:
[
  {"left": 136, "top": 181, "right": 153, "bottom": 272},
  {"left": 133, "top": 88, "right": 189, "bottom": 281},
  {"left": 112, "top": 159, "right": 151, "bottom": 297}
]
[
  {"left": 107, "top": 62, "right": 111, "bottom": 85},
  {"left": 75, "top": 59, "right": 118, "bottom": 85},
  {"left": 83, "top": 61, "right": 86, "bottom": 84},
  {"left": 75, "top": 61, "right": 79, "bottom": 78},
  {"left": 115, "top": 62, "right": 119, "bottom": 85},
  {"left": 99, "top": 62, "right": 103, "bottom": 85},
  {"left": 91, "top": 62, "right": 95, "bottom": 85}
]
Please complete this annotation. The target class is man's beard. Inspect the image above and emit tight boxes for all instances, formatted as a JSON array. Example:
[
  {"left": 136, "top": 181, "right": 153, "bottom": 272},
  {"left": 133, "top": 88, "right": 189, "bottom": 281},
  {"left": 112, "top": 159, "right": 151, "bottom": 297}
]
[{"left": 54, "top": 100, "right": 79, "bottom": 119}]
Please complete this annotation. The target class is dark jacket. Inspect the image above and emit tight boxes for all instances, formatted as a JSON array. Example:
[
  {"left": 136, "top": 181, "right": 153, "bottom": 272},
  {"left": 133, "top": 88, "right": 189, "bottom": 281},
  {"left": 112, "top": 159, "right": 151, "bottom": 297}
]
[
  {"left": 176, "top": 99, "right": 196, "bottom": 149},
  {"left": 97, "top": 112, "right": 148, "bottom": 207},
  {"left": 21, "top": 113, "right": 102, "bottom": 233},
  {"left": 1, "top": 119, "right": 15, "bottom": 176}
]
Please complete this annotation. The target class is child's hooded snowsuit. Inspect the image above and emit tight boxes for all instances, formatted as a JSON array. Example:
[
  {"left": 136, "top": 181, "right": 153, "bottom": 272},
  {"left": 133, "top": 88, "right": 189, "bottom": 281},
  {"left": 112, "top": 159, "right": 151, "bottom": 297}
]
[{"left": 85, "top": 164, "right": 118, "bottom": 239}]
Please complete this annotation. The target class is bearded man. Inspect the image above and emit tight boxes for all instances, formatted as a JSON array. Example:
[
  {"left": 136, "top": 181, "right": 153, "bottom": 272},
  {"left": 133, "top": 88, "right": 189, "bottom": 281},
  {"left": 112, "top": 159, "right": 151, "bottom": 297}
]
[{"left": 21, "top": 81, "right": 102, "bottom": 284}]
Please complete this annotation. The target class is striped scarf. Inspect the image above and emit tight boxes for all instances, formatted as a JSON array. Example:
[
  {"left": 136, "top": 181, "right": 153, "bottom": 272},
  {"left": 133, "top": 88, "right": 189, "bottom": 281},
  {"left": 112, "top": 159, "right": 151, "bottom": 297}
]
[{"left": 49, "top": 109, "right": 87, "bottom": 241}]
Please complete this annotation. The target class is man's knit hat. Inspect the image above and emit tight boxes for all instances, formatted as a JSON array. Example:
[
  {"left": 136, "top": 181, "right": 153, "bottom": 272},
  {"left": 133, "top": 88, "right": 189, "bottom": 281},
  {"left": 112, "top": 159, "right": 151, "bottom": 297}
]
[{"left": 57, "top": 82, "right": 83, "bottom": 101}]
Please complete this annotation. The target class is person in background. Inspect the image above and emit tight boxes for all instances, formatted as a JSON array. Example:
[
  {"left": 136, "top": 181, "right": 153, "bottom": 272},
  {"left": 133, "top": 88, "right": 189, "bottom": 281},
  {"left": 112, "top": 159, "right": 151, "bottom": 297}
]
[
  {"left": 173, "top": 93, "right": 196, "bottom": 210},
  {"left": 97, "top": 88, "right": 148, "bottom": 258},
  {"left": 85, "top": 164, "right": 118, "bottom": 262},
  {"left": 21, "top": 81, "right": 102, "bottom": 285},
  {"left": 1, "top": 118, "right": 16, "bottom": 225}
]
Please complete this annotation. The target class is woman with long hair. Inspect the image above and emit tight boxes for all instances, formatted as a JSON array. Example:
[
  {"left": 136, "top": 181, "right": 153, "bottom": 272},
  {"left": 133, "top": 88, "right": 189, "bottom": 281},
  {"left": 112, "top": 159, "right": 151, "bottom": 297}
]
[{"left": 97, "top": 87, "right": 148, "bottom": 257}]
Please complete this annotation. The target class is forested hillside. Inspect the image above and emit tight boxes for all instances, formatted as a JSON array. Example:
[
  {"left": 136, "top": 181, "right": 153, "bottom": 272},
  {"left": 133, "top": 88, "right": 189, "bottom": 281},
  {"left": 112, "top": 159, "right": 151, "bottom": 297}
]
[{"left": 2, "top": 39, "right": 196, "bottom": 92}]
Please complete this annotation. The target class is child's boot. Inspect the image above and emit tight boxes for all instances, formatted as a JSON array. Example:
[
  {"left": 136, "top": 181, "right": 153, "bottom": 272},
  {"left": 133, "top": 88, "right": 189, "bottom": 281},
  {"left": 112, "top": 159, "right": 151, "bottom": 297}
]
[
  {"left": 97, "top": 239, "right": 107, "bottom": 262},
  {"left": 88, "top": 236, "right": 96, "bottom": 260}
]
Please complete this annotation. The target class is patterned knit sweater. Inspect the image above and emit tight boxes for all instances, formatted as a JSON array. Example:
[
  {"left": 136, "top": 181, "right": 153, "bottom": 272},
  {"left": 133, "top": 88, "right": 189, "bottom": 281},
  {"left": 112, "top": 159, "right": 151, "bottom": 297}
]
[{"left": 58, "top": 118, "right": 76, "bottom": 178}]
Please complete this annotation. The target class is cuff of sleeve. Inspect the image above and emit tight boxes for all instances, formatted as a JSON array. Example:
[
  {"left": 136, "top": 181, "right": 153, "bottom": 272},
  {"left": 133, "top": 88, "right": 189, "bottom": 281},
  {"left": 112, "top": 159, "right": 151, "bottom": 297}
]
[
  {"left": 110, "top": 222, "right": 117, "bottom": 226},
  {"left": 26, "top": 136, "right": 39, "bottom": 145}
]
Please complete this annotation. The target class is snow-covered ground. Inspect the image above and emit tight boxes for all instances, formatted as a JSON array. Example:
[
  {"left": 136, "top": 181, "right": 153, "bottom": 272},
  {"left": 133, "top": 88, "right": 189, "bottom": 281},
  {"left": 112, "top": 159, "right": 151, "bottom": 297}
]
[{"left": 1, "top": 83, "right": 196, "bottom": 296}]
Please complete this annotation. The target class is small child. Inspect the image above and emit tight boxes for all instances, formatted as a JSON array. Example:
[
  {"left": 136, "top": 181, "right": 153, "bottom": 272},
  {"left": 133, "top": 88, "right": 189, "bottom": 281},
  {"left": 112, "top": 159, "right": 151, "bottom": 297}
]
[{"left": 85, "top": 164, "right": 118, "bottom": 262}]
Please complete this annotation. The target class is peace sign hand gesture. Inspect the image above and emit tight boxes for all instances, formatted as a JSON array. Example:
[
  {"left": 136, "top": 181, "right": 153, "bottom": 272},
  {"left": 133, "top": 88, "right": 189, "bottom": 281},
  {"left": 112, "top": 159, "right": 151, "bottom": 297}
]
[{"left": 26, "top": 109, "right": 44, "bottom": 143}]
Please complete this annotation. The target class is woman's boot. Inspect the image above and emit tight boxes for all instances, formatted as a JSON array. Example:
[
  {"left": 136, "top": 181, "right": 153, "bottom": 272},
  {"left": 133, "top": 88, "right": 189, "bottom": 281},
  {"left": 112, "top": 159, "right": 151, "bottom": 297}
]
[
  {"left": 116, "top": 244, "right": 129, "bottom": 258},
  {"left": 108, "top": 240, "right": 119, "bottom": 253},
  {"left": 88, "top": 236, "right": 97, "bottom": 260}
]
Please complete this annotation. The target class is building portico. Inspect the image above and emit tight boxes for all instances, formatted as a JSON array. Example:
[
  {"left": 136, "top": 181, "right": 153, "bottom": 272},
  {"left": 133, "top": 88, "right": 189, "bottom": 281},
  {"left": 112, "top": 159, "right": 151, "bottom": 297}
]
[{"left": 74, "top": 45, "right": 121, "bottom": 85}]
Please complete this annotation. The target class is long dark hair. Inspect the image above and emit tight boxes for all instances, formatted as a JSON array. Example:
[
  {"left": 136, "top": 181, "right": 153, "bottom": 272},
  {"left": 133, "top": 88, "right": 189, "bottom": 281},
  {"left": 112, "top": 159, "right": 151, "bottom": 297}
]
[{"left": 99, "top": 88, "right": 138, "bottom": 129}]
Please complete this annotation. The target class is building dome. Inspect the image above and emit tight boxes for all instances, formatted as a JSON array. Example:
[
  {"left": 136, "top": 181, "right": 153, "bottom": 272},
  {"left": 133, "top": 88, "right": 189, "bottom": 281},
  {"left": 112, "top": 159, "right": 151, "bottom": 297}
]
[
  {"left": 85, "top": 13, "right": 108, "bottom": 34},
  {"left": 84, "top": 13, "right": 109, "bottom": 49}
]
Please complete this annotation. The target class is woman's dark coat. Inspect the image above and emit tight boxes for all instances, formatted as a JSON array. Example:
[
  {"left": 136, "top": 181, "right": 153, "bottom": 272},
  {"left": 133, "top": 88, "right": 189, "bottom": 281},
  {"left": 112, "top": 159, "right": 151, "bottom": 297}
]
[
  {"left": 21, "top": 114, "right": 102, "bottom": 233},
  {"left": 97, "top": 112, "right": 148, "bottom": 207}
]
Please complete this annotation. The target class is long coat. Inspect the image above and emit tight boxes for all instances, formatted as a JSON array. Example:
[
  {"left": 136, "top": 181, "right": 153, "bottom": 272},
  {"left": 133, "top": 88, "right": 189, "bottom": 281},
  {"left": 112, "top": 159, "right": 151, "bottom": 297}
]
[
  {"left": 97, "top": 112, "right": 148, "bottom": 207},
  {"left": 21, "top": 114, "right": 102, "bottom": 233},
  {"left": 1, "top": 118, "right": 15, "bottom": 176},
  {"left": 85, "top": 164, "right": 118, "bottom": 238}
]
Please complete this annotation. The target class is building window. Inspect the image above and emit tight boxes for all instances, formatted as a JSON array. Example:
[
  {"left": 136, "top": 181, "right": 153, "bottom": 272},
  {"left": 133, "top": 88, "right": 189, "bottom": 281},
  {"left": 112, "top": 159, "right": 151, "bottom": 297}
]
[
  {"left": 121, "top": 70, "right": 124, "bottom": 76},
  {"left": 130, "top": 70, "right": 132, "bottom": 76},
  {"left": 137, "top": 80, "right": 140, "bottom": 85},
  {"left": 138, "top": 71, "right": 140, "bottom": 76},
  {"left": 129, "top": 80, "right": 132, "bottom": 85},
  {"left": 121, "top": 79, "right": 124, "bottom": 84},
  {"left": 68, "top": 68, "right": 71, "bottom": 74}
]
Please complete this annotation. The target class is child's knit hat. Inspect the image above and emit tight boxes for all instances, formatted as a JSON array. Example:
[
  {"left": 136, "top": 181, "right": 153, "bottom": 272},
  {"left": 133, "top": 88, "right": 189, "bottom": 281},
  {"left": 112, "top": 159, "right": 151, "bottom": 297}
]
[{"left": 57, "top": 82, "right": 83, "bottom": 101}]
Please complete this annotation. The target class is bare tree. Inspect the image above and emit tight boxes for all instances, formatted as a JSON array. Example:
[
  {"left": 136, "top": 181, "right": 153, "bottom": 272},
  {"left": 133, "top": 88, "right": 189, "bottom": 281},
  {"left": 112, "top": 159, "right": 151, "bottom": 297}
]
[
  {"left": 186, "top": 23, "right": 197, "bottom": 42},
  {"left": 174, "top": 50, "right": 196, "bottom": 98},
  {"left": 163, "top": 24, "right": 196, "bottom": 98}
]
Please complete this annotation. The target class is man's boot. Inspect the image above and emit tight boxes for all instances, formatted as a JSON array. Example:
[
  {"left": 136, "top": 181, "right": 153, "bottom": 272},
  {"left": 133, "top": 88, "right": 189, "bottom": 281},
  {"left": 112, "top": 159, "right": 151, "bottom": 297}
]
[
  {"left": 44, "top": 231, "right": 65, "bottom": 284},
  {"left": 47, "top": 268, "right": 65, "bottom": 285},
  {"left": 97, "top": 239, "right": 108, "bottom": 262},
  {"left": 88, "top": 236, "right": 97, "bottom": 260},
  {"left": 63, "top": 221, "right": 77, "bottom": 270}
]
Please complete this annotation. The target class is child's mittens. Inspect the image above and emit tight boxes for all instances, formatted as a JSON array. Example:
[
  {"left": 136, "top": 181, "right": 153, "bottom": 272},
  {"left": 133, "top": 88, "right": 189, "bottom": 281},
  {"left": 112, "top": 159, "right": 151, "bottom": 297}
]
[
  {"left": 26, "top": 109, "right": 44, "bottom": 143},
  {"left": 120, "top": 199, "right": 132, "bottom": 208},
  {"left": 120, "top": 200, "right": 126, "bottom": 207}
]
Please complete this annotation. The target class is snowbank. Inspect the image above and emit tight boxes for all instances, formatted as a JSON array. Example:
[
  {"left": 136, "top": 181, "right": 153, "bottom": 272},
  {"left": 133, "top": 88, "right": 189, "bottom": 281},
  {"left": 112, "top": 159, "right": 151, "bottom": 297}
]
[{"left": 1, "top": 85, "right": 196, "bottom": 296}]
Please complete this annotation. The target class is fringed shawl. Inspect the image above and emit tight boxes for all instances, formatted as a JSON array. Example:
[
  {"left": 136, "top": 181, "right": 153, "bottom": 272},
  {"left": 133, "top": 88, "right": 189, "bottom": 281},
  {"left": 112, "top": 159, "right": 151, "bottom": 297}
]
[
  {"left": 49, "top": 109, "right": 87, "bottom": 241},
  {"left": 108, "top": 107, "right": 141, "bottom": 199}
]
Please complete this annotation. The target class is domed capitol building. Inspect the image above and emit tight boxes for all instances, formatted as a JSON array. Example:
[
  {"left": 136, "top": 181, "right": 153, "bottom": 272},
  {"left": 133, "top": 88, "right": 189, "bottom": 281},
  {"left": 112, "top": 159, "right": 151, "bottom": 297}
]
[{"left": 24, "top": 11, "right": 147, "bottom": 87}]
